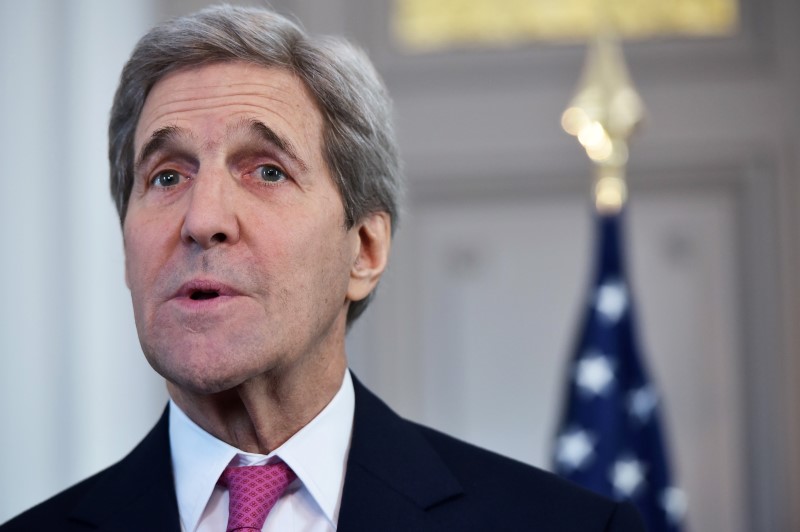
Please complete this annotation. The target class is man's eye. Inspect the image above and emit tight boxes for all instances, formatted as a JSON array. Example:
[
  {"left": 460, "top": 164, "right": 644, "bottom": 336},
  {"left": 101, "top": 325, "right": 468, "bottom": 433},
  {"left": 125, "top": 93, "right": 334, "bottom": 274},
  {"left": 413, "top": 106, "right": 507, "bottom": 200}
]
[
  {"left": 151, "top": 170, "right": 182, "bottom": 188},
  {"left": 258, "top": 165, "right": 286, "bottom": 183}
]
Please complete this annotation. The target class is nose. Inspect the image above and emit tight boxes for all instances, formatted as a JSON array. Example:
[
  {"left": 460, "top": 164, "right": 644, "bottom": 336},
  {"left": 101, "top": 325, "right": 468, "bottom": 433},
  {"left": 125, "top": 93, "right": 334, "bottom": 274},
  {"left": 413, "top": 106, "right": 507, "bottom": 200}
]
[{"left": 180, "top": 169, "right": 240, "bottom": 248}]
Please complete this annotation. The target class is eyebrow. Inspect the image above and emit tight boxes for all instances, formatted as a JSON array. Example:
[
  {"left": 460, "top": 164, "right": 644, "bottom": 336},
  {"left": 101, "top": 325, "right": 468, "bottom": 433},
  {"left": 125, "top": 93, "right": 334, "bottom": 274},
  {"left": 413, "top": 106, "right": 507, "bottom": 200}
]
[
  {"left": 133, "top": 119, "right": 309, "bottom": 174},
  {"left": 134, "top": 125, "right": 184, "bottom": 175},
  {"left": 237, "top": 118, "right": 308, "bottom": 172}
]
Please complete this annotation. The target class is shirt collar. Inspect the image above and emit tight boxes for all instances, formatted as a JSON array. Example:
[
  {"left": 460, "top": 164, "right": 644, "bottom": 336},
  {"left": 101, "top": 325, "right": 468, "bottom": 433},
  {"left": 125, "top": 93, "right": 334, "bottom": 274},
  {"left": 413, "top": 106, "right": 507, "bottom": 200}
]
[{"left": 169, "top": 370, "right": 355, "bottom": 532}]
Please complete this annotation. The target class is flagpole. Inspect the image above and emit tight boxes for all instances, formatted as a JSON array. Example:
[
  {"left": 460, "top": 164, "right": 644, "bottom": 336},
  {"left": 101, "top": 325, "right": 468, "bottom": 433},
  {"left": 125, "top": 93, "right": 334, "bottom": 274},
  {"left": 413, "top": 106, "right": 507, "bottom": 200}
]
[{"left": 553, "top": 5, "right": 687, "bottom": 530}]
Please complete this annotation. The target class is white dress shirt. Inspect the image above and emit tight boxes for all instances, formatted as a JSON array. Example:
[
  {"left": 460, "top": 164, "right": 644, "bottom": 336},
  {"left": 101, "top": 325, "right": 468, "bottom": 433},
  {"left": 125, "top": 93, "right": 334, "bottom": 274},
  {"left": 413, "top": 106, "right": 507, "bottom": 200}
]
[{"left": 169, "top": 370, "right": 355, "bottom": 532}]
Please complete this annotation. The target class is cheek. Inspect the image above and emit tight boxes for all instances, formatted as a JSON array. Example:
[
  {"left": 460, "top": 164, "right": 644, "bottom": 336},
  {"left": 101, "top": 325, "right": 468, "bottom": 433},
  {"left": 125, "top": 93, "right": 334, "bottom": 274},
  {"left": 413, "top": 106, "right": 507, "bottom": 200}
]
[
  {"left": 251, "top": 219, "right": 346, "bottom": 288},
  {"left": 306, "top": 228, "right": 353, "bottom": 290},
  {"left": 123, "top": 220, "right": 168, "bottom": 295}
]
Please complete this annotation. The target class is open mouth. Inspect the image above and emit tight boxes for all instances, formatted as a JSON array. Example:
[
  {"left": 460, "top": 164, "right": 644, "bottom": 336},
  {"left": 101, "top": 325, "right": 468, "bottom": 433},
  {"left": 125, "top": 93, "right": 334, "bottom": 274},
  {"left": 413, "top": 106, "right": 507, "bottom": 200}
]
[
  {"left": 176, "top": 280, "right": 236, "bottom": 303},
  {"left": 189, "top": 290, "right": 220, "bottom": 301}
]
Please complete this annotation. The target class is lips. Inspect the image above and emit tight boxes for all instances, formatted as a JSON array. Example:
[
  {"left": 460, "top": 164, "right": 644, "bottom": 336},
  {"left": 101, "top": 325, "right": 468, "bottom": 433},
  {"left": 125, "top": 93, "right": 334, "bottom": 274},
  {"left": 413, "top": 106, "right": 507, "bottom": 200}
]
[{"left": 173, "top": 279, "right": 241, "bottom": 301}]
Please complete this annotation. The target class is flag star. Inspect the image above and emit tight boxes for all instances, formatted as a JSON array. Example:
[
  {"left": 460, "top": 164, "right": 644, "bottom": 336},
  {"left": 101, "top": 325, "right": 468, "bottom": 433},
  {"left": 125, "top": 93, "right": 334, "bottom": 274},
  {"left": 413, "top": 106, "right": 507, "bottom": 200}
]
[
  {"left": 628, "top": 384, "right": 659, "bottom": 424},
  {"left": 575, "top": 352, "right": 615, "bottom": 396},
  {"left": 556, "top": 429, "right": 595, "bottom": 472},
  {"left": 660, "top": 486, "right": 688, "bottom": 525},
  {"left": 609, "top": 457, "right": 646, "bottom": 498},
  {"left": 595, "top": 280, "right": 628, "bottom": 323}
]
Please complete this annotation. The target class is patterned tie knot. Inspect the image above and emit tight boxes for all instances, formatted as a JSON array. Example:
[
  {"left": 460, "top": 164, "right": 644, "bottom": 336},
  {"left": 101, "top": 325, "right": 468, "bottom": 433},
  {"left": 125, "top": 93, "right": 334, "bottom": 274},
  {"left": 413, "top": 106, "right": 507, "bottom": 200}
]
[{"left": 218, "top": 461, "right": 297, "bottom": 532}]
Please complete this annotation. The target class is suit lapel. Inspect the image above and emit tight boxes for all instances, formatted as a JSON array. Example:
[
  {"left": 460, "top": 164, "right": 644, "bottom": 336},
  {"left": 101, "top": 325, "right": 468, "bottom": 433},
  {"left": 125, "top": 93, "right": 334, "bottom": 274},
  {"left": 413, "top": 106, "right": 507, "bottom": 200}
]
[
  {"left": 337, "top": 377, "right": 464, "bottom": 531},
  {"left": 68, "top": 408, "right": 181, "bottom": 532}
]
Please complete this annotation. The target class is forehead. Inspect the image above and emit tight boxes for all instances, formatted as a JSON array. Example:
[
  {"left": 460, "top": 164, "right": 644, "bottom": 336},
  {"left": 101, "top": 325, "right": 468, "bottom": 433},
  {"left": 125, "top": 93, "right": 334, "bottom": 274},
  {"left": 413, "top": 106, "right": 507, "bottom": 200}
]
[{"left": 134, "top": 61, "right": 323, "bottom": 156}]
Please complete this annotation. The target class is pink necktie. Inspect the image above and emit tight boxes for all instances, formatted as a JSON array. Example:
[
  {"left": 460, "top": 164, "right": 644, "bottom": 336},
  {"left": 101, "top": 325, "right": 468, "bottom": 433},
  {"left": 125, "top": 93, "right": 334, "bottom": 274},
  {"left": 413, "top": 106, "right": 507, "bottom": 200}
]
[{"left": 218, "top": 462, "right": 297, "bottom": 532}]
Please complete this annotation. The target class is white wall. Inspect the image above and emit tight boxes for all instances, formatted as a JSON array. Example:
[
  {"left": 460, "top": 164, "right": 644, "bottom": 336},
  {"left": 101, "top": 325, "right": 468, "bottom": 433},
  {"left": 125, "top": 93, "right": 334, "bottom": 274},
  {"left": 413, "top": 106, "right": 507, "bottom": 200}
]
[{"left": 0, "top": 0, "right": 166, "bottom": 522}]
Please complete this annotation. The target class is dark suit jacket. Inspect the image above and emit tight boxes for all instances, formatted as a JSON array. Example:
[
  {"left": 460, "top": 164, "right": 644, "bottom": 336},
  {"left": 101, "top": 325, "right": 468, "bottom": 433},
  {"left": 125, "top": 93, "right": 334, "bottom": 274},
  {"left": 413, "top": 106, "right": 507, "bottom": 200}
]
[{"left": 1, "top": 377, "right": 644, "bottom": 531}]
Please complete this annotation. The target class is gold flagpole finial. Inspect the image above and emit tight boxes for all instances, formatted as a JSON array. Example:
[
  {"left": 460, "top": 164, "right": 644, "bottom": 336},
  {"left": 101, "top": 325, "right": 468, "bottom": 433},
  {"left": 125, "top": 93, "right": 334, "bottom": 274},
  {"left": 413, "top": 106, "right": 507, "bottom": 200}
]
[{"left": 561, "top": 4, "right": 646, "bottom": 214}]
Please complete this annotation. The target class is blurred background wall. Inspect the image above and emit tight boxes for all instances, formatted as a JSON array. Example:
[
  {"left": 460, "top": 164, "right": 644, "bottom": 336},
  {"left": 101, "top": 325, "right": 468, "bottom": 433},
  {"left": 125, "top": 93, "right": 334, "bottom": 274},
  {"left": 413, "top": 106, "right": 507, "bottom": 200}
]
[{"left": 1, "top": 0, "right": 798, "bottom": 530}]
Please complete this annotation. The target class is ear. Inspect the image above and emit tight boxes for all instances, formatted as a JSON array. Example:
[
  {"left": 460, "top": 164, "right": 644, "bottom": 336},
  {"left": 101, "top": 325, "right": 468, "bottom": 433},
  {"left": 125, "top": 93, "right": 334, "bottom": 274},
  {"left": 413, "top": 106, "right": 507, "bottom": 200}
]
[{"left": 347, "top": 211, "right": 391, "bottom": 303}]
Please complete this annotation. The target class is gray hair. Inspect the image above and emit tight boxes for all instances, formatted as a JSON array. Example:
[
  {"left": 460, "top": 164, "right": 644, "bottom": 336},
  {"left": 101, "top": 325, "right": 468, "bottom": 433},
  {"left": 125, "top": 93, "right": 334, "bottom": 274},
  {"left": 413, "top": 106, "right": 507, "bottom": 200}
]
[{"left": 109, "top": 4, "right": 402, "bottom": 324}]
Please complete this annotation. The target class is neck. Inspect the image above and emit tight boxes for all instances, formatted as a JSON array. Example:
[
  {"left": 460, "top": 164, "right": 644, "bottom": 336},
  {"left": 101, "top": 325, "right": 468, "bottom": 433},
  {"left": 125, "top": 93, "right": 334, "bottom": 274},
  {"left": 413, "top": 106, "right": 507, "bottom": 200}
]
[{"left": 168, "top": 354, "right": 347, "bottom": 454}]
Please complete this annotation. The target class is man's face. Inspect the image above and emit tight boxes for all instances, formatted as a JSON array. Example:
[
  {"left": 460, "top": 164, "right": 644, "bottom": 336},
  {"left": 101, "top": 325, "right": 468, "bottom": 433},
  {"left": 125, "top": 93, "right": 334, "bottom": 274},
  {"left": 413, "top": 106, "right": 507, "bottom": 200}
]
[{"left": 124, "top": 61, "right": 362, "bottom": 394}]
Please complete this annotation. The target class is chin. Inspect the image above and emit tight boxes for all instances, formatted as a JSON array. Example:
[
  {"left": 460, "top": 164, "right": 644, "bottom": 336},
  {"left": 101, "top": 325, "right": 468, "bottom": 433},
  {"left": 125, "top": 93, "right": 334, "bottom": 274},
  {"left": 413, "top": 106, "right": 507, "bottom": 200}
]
[
  {"left": 172, "top": 374, "right": 245, "bottom": 396},
  {"left": 143, "top": 344, "right": 257, "bottom": 395}
]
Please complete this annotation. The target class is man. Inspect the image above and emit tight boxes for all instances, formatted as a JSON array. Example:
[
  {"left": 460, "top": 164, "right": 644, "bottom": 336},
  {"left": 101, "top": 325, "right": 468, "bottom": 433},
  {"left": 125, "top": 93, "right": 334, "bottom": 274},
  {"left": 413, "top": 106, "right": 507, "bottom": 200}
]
[{"left": 2, "top": 5, "right": 644, "bottom": 531}]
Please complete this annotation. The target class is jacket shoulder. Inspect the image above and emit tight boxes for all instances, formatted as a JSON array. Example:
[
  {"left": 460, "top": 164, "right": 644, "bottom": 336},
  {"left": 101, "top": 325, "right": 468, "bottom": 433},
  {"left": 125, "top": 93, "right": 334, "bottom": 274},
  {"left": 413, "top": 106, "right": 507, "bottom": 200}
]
[
  {"left": 1, "top": 407, "right": 178, "bottom": 532},
  {"left": 0, "top": 467, "right": 114, "bottom": 531},
  {"left": 412, "top": 422, "right": 644, "bottom": 531},
  {"left": 346, "top": 376, "right": 644, "bottom": 531},
  {"left": 415, "top": 420, "right": 577, "bottom": 491}
]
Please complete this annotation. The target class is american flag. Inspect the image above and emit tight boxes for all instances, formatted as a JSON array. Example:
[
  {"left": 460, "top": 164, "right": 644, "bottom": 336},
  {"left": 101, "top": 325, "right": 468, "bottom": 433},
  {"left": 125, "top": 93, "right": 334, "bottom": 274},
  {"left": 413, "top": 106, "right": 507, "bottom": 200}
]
[{"left": 553, "top": 211, "right": 686, "bottom": 531}]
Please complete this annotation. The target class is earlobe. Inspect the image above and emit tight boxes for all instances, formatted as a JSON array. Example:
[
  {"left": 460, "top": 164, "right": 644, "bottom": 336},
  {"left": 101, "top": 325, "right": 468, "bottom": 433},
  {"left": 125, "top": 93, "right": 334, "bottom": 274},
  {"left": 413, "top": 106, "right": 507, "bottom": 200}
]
[{"left": 347, "top": 212, "right": 391, "bottom": 303}]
